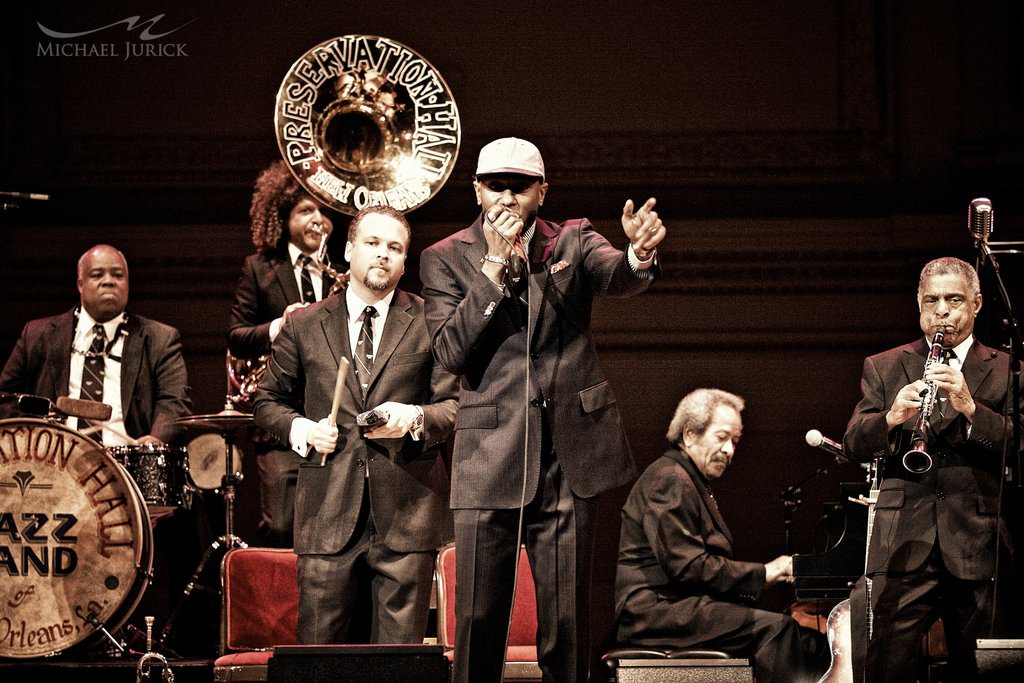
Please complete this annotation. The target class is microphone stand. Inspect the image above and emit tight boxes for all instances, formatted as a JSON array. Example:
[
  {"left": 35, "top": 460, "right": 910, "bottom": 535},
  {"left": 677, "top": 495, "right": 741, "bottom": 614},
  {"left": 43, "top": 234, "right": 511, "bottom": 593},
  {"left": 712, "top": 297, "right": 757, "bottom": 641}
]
[
  {"left": 976, "top": 238, "right": 1022, "bottom": 486},
  {"left": 779, "top": 464, "right": 832, "bottom": 555},
  {"left": 975, "top": 237, "right": 1022, "bottom": 640}
]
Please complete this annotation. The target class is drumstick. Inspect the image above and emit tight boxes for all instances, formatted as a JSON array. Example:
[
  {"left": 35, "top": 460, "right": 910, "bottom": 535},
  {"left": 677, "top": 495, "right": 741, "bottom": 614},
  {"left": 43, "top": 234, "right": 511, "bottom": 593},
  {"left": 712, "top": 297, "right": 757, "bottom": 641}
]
[
  {"left": 316, "top": 356, "right": 350, "bottom": 467},
  {"left": 79, "top": 422, "right": 139, "bottom": 446}
]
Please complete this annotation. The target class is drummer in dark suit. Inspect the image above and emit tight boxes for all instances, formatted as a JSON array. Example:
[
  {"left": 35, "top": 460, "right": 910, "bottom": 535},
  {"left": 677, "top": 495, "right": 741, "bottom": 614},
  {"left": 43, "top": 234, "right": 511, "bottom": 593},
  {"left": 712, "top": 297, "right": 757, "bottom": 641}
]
[
  {"left": 228, "top": 160, "right": 343, "bottom": 547},
  {"left": 0, "top": 243, "right": 192, "bottom": 444},
  {"left": 614, "top": 388, "right": 828, "bottom": 683}
]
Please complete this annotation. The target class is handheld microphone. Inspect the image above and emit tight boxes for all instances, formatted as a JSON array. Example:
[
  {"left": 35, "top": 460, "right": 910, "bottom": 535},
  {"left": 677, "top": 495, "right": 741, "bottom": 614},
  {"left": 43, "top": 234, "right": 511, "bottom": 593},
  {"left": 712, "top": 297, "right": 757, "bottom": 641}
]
[
  {"left": 56, "top": 396, "right": 113, "bottom": 422},
  {"left": 805, "top": 429, "right": 846, "bottom": 461},
  {"left": 968, "top": 197, "right": 993, "bottom": 247}
]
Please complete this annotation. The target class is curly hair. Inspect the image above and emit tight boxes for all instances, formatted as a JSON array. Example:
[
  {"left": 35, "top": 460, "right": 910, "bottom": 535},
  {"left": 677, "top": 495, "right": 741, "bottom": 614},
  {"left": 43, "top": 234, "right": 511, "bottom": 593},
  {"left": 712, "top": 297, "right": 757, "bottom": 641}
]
[
  {"left": 666, "top": 388, "right": 745, "bottom": 445},
  {"left": 248, "top": 161, "right": 313, "bottom": 253}
]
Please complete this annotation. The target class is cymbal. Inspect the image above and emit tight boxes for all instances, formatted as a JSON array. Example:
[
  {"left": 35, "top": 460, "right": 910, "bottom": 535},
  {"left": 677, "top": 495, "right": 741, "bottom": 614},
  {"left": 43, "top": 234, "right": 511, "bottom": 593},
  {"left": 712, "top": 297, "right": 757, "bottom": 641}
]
[{"left": 175, "top": 408, "right": 254, "bottom": 431}]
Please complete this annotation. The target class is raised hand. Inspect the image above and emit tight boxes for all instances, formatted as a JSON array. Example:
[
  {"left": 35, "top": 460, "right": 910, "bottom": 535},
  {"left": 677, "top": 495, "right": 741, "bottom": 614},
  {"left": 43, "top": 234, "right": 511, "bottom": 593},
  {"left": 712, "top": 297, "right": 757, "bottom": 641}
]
[{"left": 621, "top": 197, "right": 665, "bottom": 259}]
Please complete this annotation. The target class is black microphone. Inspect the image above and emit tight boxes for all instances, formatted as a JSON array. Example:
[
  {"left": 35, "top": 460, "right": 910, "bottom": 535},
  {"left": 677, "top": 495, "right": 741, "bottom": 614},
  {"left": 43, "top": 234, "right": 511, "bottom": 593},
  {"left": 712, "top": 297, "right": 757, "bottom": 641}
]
[
  {"left": 968, "top": 197, "right": 993, "bottom": 247},
  {"left": 805, "top": 429, "right": 846, "bottom": 461}
]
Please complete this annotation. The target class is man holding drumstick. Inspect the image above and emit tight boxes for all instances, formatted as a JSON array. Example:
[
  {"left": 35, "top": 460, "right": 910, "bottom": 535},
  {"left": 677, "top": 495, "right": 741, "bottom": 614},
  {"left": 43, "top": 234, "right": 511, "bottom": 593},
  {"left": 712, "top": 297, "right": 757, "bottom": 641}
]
[{"left": 254, "top": 205, "right": 458, "bottom": 644}]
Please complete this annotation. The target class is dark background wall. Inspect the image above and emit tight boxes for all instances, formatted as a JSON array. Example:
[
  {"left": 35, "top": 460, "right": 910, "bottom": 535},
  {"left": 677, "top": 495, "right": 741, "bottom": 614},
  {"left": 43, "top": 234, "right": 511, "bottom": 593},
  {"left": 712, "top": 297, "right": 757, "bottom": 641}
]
[{"left": 3, "top": 0, "right": 1023, "bottom": 670}]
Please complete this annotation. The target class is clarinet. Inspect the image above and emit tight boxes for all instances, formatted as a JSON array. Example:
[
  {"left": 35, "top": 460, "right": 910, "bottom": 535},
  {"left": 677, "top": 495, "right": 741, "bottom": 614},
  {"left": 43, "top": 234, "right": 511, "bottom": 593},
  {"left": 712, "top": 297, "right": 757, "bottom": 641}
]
[{"left": 901, "top": 330, "right": 945, "bottom": 474}]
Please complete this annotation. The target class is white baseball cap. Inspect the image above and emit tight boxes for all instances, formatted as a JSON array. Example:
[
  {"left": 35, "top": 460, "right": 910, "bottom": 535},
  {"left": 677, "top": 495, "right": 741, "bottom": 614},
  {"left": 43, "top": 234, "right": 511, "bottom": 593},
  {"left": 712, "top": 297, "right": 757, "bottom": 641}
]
[{"left": 475, "top": 137, "right": 545, "bottom": 179}]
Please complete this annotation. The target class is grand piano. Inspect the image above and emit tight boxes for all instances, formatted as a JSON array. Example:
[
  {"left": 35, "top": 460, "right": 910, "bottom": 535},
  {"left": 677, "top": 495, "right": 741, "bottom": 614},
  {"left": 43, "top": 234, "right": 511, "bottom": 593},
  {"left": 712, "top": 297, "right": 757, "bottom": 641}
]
[{"left": 793, "top": 481, "right": 869, "bottom": 601}]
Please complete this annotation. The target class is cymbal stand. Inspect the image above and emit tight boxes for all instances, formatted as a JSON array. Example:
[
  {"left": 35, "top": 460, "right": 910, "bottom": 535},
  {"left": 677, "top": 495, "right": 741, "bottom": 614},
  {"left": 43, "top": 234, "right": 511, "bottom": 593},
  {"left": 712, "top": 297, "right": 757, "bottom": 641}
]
[{"left": 158, "top": 428, "right": 247, "bottom": 647}]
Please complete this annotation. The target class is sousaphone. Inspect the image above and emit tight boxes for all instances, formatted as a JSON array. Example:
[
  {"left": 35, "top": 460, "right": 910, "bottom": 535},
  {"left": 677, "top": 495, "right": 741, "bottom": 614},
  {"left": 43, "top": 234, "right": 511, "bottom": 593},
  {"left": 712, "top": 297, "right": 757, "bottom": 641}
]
[{"left": 274, "top": 35, "right": 461, "bottom": 215}]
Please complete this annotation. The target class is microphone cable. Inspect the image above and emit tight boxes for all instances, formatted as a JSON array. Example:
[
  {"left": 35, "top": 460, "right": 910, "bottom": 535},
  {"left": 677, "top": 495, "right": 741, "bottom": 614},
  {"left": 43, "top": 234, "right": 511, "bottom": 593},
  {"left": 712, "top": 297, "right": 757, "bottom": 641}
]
[{"left": 485, "top": 212, "right": 532, "bottom": 683}]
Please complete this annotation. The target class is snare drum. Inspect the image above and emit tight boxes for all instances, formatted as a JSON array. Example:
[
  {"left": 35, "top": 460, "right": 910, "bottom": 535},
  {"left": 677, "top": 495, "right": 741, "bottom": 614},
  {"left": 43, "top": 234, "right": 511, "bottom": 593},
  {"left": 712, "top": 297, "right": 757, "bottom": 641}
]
[
  {"left": 0, "top": 418, "right": 153, "bottom": 658},
  {"left": 107, "top": 443, "right": 191, "bottom": 510}
]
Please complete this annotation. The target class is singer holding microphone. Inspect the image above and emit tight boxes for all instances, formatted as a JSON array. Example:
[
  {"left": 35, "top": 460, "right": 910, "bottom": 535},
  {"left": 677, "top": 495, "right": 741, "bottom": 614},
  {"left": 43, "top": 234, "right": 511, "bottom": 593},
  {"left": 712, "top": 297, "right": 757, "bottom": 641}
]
[
  {"left": 843, "top": 256, "right": 1021, "bottom": 682},
  {"left": 420, "top": 137, "right": 664, "bottom": 683}
]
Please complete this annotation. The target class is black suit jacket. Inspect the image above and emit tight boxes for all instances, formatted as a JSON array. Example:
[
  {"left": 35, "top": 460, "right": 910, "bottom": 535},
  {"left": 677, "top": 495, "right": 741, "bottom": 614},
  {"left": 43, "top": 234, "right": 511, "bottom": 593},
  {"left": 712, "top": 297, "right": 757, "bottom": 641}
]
[
  {"left": 615, "top": 450, "right": 766, "bottom": 645},
  {"left": 228, "top": 250, "right": 335, "bottom": 357},
  {"left": 843, "top": 338, "right": 1017, "bottom": 579},
  {"left": 420, "top": 216, "right": 657, "bottom": 508},
  {"left": 253, "top": 289, "right": 458, "bottom": 555},
  {"left": 0, "top": 309, "right": 192, "bottom": 442}
]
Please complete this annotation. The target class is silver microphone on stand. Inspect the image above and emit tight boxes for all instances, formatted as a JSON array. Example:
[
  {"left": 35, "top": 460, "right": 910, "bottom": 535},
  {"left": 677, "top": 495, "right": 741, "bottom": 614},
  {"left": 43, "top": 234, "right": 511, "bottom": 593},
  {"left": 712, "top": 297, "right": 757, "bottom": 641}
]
[{"left": 805, "top": 429, "right": 846, "bottom": 461}]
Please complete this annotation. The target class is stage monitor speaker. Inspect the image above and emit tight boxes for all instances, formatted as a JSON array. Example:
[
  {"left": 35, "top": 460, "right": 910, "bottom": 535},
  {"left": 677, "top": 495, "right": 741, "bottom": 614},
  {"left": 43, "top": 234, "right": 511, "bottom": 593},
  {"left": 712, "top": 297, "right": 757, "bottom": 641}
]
[
  {"left": 268, "top": 644, "right": 448, "bottom": 683},
  {"left": 977, "top": 639, "right": 1024, "bottom": 682},
  {"left": 611, "top": 658, "right": 754, "bottom": 683}
]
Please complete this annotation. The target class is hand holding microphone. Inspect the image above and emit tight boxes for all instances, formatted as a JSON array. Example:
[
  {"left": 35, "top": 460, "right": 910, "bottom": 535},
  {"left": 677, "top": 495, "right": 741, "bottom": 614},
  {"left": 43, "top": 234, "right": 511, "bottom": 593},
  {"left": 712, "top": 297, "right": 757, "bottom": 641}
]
[
  {"left": 482, "top": 207, "right": 526, "bottom": 284},
  {"left": 483, "top": 208, "right": 523, "bottom": 256}
]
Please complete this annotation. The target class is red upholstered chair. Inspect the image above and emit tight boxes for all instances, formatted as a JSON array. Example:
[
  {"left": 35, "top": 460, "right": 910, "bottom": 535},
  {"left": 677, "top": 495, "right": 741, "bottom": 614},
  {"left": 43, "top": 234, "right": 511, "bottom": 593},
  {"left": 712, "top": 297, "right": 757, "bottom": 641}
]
[
  {"left": 435, "top": 543, "right": 542, "bottom": 681},
  {"left": 212, "top": 548, "right": 299, "bottom": 682}
]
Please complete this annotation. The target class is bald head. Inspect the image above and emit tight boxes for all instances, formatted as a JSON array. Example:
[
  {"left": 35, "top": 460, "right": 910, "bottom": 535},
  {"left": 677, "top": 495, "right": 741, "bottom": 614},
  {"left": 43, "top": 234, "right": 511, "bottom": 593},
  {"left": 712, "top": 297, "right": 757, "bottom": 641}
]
[{"left": 77, "top": 245, "right": 129, "bottom": 322}]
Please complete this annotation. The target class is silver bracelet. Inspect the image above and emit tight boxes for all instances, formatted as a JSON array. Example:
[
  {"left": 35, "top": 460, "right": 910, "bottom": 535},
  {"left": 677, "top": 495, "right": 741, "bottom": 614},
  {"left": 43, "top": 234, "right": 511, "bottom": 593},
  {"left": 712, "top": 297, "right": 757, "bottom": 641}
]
[{"left": 480, "top": 254, "right": 510, "bottom": 266}]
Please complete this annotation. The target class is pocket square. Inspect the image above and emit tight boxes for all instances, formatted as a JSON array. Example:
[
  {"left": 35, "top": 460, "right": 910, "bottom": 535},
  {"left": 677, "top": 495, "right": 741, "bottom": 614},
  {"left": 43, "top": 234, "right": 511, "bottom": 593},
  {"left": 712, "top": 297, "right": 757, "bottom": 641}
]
[{"left": 550, "top": 260, "right": 570, "bottom": 274}]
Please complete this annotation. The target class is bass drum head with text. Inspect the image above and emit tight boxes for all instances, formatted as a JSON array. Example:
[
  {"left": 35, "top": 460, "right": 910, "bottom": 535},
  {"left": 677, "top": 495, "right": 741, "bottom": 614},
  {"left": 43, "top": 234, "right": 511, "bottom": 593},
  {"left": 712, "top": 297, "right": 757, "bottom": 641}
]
[{"left": 0, "top": 418, "right": 152, "bottom": 658}]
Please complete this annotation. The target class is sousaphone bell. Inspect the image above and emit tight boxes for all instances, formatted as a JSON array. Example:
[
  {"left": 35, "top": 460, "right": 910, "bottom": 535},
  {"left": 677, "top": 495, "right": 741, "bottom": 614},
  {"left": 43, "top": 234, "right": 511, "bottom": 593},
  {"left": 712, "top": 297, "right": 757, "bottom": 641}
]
[{"left": 274, "top": 34, "right": 461, "bottom": 216}]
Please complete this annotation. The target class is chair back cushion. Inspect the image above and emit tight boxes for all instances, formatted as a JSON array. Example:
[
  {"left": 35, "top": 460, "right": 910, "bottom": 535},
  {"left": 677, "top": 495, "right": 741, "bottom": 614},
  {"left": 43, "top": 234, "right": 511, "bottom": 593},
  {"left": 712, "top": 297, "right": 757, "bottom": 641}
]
[
  {"left": 436, "top": 544, "right": 537, "bottom": 651},
  {"left": 222, "top": 547, "right": 299, "bottom": 652}
]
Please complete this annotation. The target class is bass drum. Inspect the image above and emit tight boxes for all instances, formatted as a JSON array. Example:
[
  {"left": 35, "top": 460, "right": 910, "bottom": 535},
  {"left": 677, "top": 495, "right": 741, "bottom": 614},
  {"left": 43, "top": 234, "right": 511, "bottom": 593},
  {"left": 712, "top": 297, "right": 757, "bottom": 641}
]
[{"left": 0, "top": 418, "right": 152, "bottom": 659}]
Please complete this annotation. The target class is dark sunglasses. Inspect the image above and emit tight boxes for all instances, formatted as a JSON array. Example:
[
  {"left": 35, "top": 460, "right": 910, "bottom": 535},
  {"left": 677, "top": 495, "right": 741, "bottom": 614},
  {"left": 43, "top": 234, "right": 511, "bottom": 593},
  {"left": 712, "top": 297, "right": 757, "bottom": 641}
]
[{"left": 480, "top": 178, "right": 539, "bottom": 194}]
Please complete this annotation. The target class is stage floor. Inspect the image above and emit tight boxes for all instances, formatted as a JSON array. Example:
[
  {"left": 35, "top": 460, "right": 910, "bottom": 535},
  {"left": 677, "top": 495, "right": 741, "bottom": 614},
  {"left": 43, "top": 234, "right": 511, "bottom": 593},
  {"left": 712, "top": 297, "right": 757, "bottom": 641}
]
[{"left": 0, "top": 657, "right": 214, "bottom": 683}]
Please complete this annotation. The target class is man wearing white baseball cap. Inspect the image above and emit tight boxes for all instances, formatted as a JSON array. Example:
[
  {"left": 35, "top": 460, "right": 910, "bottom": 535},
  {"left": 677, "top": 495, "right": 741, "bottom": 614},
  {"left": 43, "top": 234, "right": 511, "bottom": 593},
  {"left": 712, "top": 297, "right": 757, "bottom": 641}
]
[{"left": 420, "top": 136, "right": 665, "bottom": 683}]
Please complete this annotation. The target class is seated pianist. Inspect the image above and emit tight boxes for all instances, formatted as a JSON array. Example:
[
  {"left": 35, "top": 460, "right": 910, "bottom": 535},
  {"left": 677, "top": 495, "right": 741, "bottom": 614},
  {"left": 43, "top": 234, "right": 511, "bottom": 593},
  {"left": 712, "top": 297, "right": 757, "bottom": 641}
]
[{"left": 613, "top": 388, "right": 829, "bottom": 683}]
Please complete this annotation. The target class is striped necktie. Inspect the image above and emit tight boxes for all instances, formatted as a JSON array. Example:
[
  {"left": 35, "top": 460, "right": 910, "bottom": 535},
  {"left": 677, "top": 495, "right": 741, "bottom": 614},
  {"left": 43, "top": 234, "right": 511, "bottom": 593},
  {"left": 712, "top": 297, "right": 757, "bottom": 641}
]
[
  {"left": 298, "top": 254, "right": 317, "bottom": 303},
  {"left": 80, "top": 324, "right": 107, "bottom": 427},
  {"left": 354, "top": 306, "right": 377, "bottom": 395}
]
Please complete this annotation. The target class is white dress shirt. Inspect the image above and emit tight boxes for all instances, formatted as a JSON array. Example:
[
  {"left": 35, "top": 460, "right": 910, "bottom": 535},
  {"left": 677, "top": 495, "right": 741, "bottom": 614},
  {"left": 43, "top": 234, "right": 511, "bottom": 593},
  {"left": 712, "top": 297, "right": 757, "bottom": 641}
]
[{"left": 68, "top": 309, "right": 128, "bottom": 445}]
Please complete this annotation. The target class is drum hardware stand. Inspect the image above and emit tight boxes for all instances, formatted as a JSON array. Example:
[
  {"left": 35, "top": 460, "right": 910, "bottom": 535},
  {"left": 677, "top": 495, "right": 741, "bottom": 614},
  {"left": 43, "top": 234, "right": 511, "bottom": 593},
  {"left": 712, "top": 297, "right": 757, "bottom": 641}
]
[
  {"left": 159, "top": 409, "right": 251, "bottom": 648},
  {"left": 83, "top": 611, "right": 128, "bottom": 656}
]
